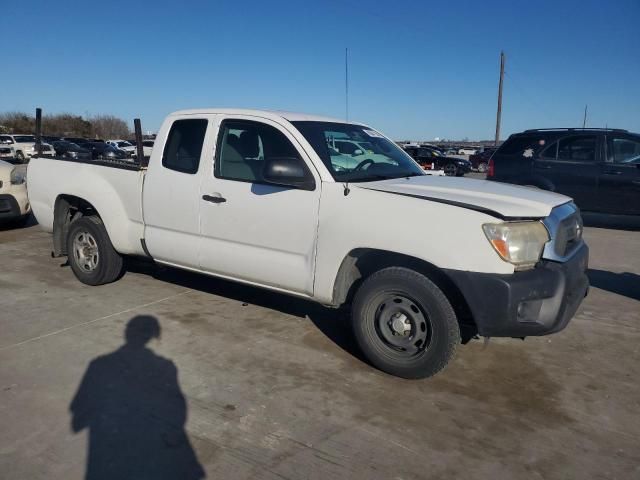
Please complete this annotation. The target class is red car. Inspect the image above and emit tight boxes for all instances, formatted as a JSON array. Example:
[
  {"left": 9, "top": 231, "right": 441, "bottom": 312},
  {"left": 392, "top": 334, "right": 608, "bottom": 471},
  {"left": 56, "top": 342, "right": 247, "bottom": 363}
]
[{"left": 468, "top": 147, "right": 497, "bottom": 173}]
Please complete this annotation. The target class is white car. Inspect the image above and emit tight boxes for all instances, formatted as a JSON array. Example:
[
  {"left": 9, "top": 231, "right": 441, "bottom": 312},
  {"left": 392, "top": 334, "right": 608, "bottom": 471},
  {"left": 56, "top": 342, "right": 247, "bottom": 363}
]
[
  {"left": 27, "top": 108, "right": 589, "bottom": 379},
  {"left": 0, "top": 134, "right": 55, "bottom": 162},
  {"left": 131, "top": 139, "right": 155, "bottom": 160},
  {"left": 106, "top": 139, "right": 136, "bottom": 156},
  {"left": 458, "top": 147, "right": 478, "bottom": 155},
  {"left": 0, "top": 160, "right": 30, "bottom": 223}
]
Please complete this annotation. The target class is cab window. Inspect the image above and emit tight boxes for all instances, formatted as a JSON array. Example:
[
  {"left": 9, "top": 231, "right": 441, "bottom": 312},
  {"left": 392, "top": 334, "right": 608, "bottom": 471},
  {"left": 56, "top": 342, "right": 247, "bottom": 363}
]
[{"left": 215, "top": 120, "right": 303, "bottom": 183}]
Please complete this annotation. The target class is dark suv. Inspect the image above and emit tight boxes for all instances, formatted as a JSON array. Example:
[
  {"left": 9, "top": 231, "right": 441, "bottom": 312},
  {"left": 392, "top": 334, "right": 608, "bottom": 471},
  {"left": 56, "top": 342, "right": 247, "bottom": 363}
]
[{"left": 487, "top": 128, "right": 640, "bottom": 215}]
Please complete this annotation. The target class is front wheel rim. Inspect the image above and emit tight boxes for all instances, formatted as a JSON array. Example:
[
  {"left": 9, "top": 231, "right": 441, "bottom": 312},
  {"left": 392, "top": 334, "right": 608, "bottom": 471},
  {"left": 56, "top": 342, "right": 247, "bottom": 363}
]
[
  {"left": 373, "top": 294, "right": 432, "bottom": 356},
  {"left": 444, "top": 164, "right": 456, "bottom": 176},
  {"left": 73, "top": 231, "right": 100, "bottom": 272}
]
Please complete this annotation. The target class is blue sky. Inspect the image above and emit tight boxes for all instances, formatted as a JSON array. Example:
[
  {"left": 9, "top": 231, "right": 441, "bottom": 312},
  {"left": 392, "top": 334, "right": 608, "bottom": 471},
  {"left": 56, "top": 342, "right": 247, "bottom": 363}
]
[{"left": 1, "top": 0, "right": 638, "bottom": 140}]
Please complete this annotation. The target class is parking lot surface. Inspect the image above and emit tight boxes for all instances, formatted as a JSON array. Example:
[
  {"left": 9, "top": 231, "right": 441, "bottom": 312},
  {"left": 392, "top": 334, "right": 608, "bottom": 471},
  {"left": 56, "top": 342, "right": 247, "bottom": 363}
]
[{"left": 1, "top": 218, "right": 639, "bottom": 479}]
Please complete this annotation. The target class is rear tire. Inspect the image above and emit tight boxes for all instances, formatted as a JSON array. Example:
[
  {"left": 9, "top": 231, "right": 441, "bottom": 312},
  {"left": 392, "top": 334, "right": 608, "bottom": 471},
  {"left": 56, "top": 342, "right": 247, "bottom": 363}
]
[
  {"left": 444, "top": 163, "right": 457, "bottom": 176},
  {"left": 66, "top": 216, "right": 124, "bottom": 285},
  {"left": 351, "top": 267, "right": 460, "bottom": 379},
  {"left": 15, "top": 151, "right": 25, "bottom": 163},
  {"left": 477, "top": 162, "right": 488, "bottom": 173}
]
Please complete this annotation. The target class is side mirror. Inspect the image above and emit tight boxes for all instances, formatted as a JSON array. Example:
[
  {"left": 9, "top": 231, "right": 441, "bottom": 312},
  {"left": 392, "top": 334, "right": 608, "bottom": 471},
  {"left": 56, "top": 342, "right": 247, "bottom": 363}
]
[
  {"left": 353, "top": 149, "right": 364, "bottom": 156},
  {"left": 263, "top": 157, "right": 315, "bottom": 191}
]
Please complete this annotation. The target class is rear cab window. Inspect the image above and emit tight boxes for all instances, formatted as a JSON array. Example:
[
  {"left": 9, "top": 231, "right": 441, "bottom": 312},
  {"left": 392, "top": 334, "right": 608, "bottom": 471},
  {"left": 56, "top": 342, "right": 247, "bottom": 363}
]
[{"left": 162, "top": 119, "right": 208, "bottom": 174}]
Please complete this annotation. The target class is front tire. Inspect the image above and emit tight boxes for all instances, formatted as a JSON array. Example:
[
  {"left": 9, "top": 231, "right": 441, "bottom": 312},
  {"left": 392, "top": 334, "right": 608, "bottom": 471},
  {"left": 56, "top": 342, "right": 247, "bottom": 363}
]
[
  {"left": 66, "top": 216, "right": 124, "bottom": 285},
  {"left": 15, "top": 151, "right": 25, "bottom": 163},
  {"left": 477, "top": 162, "right": 488, "bottom": 173},
  {"left": 351, "top": 267, "right": 460, "bottom": 379}
]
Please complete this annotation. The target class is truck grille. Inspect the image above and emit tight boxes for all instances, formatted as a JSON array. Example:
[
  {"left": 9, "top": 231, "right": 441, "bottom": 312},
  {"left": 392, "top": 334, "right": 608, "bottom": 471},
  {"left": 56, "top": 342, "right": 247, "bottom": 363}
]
[
  {"left": 554, "top": 211, "right": 583, "bottom": 257},
  {"left": 542, "top": 203, "right": 584, "bottom": 262}
]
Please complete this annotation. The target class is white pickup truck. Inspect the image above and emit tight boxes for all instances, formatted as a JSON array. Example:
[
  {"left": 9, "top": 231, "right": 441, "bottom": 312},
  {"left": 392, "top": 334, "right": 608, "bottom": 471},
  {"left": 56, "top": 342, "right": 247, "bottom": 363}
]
[{"left": 27, "top": 109, "right": 589, "bottom": 378}]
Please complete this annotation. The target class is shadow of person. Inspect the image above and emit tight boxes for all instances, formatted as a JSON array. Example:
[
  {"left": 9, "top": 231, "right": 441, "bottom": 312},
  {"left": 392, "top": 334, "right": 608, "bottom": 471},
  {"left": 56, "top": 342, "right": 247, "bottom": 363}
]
[{"left": 70, "top": 315, "right": 205, "bottom": 480}]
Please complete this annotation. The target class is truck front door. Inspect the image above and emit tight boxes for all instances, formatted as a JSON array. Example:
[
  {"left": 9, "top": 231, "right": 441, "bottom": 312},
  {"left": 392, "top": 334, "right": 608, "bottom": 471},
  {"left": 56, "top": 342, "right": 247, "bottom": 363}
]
[{"left": 198, "top": 117, "right": 321, "bottom": 295}]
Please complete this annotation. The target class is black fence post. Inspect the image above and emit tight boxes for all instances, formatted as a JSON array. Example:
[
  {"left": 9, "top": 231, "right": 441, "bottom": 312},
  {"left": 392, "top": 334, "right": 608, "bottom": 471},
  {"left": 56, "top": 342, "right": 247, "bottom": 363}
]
[
  {"left": 35, "top": 107, "right": 42, "bottom": 156},
  {"left": 134, "top": 118, "right": 147, "bottom": 168}
]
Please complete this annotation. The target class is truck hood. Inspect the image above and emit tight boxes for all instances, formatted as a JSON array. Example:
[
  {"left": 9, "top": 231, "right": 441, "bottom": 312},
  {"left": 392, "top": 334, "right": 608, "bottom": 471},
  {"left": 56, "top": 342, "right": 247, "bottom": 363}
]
[{"left": 357, "top": 175, "right": 571, "bottom": 219}]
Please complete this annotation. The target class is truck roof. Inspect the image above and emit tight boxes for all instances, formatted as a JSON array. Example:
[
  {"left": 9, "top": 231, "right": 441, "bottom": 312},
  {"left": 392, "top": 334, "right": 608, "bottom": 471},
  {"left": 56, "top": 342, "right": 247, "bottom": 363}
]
[{"left": 169, "top": 108, "right": 362, "bottom": 125}]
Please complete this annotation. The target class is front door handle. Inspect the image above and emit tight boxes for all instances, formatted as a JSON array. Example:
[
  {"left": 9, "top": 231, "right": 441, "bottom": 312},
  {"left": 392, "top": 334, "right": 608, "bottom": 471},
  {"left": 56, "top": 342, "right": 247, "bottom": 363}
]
[
  {"left": 536, "top": 165, "right": 552, "bottom": 169},
  {"left": 202, "top": 194, "right": 226, "bottom": 204},
  {"left": 603, "top": 170, "right": 623, "bottom": 175}
]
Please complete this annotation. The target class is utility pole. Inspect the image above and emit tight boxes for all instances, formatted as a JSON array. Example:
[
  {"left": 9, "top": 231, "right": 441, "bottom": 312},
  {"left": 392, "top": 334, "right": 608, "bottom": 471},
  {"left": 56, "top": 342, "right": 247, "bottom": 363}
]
[
  {"left": 345, "top": 47, "right": 349, "bottom": 122},
  {"left": 582, "top": 104, "right": 588, "bottom": 128},
  {"left": 494, "top": 51, "right": 505, "bottom": 146}
]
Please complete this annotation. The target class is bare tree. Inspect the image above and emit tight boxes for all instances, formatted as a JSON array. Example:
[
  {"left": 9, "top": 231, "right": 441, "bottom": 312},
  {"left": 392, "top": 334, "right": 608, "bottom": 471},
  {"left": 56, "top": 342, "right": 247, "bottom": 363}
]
[
  {"left": 0, "top": 111, "right": 131, "bottom": 139},
  {"left": 90, "top": 115, "right": 131, "bottom": 139}
]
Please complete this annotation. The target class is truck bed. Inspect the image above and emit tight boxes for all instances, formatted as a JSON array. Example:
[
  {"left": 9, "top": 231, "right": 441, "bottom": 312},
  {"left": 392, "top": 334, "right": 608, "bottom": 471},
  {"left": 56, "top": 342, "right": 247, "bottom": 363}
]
[{"left": 27, "top": 155, "right": 147, "bottom": 256}]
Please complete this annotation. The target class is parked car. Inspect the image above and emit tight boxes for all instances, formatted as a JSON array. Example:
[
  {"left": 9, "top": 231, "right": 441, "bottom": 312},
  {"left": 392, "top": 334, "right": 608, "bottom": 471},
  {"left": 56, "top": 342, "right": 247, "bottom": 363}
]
[
  {"left": 487, "top": 128, "right": 640, "bottom": 215},
  {"left": 0, "top": 145, "right": 15, "bottom": 162},
  {"left": 0, "top": 134, "right": 37, "bottom": 163},
  {"left": 62, "top": 137, "right": 91, "bottom": 145},
  {"left": 469, "top": 147, "right": 497, "bottom": 172},
  {"left": 0, "top": 160, "right": 30, "bottom": 224},
  {"left": 51, "top": 141, "right": 92, "bottom": 160},
  {"left": 458, "top": 147, "right": 478, "bottom": 155},
  {"left": 106, "top": 139, "right": 136, "bottom": 156},
  {"left": 28, "top": 142, "right": 56, "bottom": 158},
  {"left": 27, "top": 108, "right": 589, "bottom": 379},
  {"left": 403, "top": 146, "right": 472, "bottom": 176},
  {"left": 132, "top": 139, "right": 155, "bottom": 160},
  {"left": 42, "top": 135, "right": 62, "bottom": 143},
  {"left": 85, "top": 142, "right": 130, "bottom": 161}
]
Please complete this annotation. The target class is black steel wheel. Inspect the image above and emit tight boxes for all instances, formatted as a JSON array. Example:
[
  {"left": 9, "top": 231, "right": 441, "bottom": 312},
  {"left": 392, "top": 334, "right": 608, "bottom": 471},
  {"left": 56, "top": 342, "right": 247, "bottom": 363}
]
[{"left": 352, "top": 267, "right": 460, "bottom": 379}]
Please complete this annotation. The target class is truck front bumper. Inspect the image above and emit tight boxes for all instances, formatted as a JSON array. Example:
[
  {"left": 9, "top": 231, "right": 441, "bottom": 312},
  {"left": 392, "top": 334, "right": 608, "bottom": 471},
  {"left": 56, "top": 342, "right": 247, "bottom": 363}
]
[{"left": 445, "top": 244, "right": 589, "bottom": 337}]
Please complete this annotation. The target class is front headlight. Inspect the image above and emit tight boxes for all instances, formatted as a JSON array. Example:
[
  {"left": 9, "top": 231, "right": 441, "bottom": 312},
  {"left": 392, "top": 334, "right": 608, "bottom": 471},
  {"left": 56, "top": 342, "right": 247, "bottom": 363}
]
[
  {"left": 482, "top": 221, "right": 550, "bottom": 270},
  {"left": 10, "top": 168, "right": 26, "bottom": 185}
]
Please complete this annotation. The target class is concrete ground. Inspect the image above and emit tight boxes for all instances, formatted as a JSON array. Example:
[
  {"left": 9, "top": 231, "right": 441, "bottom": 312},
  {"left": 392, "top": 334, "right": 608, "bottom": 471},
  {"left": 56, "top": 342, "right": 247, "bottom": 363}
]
[{"left": 0, "top": 215, "right": 639, "bottom": 479}]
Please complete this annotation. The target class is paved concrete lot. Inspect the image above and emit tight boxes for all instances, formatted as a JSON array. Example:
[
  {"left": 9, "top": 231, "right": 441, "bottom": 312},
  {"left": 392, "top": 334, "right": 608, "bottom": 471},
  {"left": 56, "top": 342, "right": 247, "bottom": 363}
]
[{"left": 1, "top": 216, "right": 639, "bottom": 479}]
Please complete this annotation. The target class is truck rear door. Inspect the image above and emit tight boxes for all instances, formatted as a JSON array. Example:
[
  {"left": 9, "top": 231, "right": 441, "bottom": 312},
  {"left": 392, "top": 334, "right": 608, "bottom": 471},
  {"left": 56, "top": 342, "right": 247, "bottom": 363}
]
[
  {"left": 198, "top": 116, "right": 321, "bottom": 295},
  {"left": 142, "top": 116, "right": 211, "bottom": 269}
]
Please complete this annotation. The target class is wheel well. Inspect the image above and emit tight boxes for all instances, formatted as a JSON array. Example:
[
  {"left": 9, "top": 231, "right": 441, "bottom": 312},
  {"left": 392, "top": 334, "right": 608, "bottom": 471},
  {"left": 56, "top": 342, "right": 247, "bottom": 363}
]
[
  {"left": 53, "top": 195, "right": 100, "bottom": 256},
  {"left": 332, "top": 249, "right": 477, "bottom": 341}
]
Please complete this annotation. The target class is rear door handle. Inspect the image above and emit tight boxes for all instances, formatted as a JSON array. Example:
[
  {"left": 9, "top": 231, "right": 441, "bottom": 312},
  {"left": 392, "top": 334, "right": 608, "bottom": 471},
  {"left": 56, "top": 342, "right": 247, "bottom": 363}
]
[
  {"left": 603, "top": 170, "right": 623, "bottom": 175},
  {"left": 536, "top": 165, "right": 552, "bottom": 169},
  {"left": 202, "top": 194, "right": 226, "bottom": 204}
]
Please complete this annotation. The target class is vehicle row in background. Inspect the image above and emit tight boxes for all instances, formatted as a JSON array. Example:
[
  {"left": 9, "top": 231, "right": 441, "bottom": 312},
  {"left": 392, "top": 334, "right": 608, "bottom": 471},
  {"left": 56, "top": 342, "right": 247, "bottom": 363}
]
[
  {"left": 402, "top": 145, "right": 472, "bottom": 176},
  {"left": 0, "top": 134, "right": 154, "bottom": 164},
  {"left": 488, "top": 128, "right": 640, "bottom": 215}
]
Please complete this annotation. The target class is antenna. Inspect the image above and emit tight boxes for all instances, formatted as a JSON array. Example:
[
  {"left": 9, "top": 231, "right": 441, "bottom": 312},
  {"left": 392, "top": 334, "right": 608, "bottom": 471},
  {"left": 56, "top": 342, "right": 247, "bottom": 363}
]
[
  {"left": 582, "top": 104, "right": 588, "bottom": 128},
  {"left": 345, "top": 47, "right": 349, "bottom": 122},
  {"left": 494, "top": 51, "right": 505, "bottom": 146}
]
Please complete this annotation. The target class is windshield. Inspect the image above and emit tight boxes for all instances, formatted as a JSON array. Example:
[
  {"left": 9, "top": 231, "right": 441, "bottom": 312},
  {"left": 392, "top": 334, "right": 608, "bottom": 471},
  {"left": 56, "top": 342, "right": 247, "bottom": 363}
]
[
  {"left": 14, "top": 135, "right": 36, "bottom": 143},
  {"left": 292, "top": 121, "right": 423, "bottom": 182},
  {"left": 117, "top": 141, "right": 132, "bottom": 147}
]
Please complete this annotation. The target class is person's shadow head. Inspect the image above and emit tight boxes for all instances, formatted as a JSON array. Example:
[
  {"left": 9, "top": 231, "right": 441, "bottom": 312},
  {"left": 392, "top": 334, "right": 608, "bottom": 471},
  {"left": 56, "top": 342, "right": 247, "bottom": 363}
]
[
  {"left": 124, "top": 314, "right": 161, "bottom": 348},
  {"left": 69, "top": 315, "right": 205, "bottom": 480}
]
